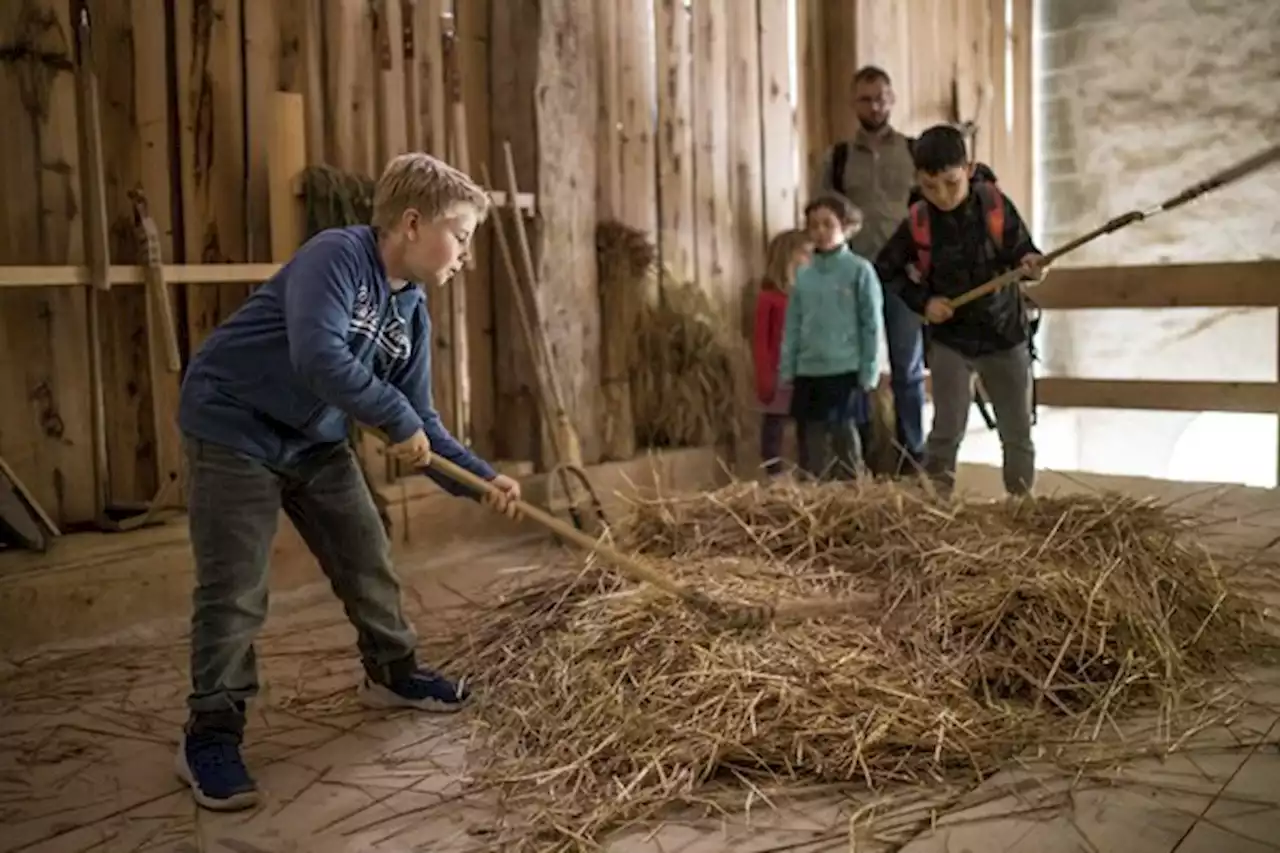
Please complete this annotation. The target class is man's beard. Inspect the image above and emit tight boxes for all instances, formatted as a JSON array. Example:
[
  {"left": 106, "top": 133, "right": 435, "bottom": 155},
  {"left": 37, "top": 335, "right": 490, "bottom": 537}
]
[{"left": 859, "top": 115, "right": 890, "bottom": 132}]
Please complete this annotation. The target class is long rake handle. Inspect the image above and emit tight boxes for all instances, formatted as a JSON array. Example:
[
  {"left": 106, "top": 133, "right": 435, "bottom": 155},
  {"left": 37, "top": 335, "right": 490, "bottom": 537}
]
[
  {"left": 945, "top": 142, "right": 1280, "bottom": 313},
  {"left": 426, "top": 455, "right": 698, "bottom": 605}
]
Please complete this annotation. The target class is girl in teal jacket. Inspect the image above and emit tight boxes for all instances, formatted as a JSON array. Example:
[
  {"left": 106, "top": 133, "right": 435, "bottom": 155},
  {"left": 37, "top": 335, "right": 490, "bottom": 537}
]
[{"left": 779, "top": 193, "right": 884, "bottom": 479}]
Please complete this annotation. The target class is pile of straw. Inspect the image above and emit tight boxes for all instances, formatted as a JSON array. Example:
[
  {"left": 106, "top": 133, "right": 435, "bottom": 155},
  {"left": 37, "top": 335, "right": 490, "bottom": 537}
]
[
  {"left": 595, "top": 221, "right": 745, "bottom": 451},
  {"left": 448, "top": 480, "right": 1270, "bottom": 850},
  {"left": 630, "top": 278, "right": 746, "bottom": 450}
]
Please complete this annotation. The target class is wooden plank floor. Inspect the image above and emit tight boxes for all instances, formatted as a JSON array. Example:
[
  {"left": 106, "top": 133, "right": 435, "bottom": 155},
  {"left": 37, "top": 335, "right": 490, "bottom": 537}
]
[{"left": 2, "top": 464, "right": 1279, "bottom": 852}]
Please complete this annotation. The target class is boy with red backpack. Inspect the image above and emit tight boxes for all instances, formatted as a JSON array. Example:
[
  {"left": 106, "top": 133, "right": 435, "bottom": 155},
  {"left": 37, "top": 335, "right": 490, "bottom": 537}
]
[{"left": 874, "top": 125, "right": 1045, "bottom": 498}]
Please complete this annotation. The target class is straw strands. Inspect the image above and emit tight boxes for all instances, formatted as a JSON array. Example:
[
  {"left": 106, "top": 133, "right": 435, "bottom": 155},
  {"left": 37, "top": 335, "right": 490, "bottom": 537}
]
[{"left": 447, "top": 479, "right": 1271, "bottom": 850}]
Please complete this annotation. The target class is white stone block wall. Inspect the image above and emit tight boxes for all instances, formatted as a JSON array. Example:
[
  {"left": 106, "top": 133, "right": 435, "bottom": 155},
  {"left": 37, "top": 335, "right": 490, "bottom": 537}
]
[{"left": 958, "top": 0, "right": 1280, "bottom": 487}]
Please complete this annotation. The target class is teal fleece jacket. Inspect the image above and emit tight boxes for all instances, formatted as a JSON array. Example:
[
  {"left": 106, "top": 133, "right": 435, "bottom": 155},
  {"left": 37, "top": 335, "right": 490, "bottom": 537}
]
[{"left": 778, "top": 244, "right": 883, "bottom": 389}]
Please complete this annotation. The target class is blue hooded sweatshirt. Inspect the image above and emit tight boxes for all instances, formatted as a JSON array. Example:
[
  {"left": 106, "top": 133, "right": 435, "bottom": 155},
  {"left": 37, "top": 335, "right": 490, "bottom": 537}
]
[{"left": 178, "top": 225, "right": 495, "bottom": 496}]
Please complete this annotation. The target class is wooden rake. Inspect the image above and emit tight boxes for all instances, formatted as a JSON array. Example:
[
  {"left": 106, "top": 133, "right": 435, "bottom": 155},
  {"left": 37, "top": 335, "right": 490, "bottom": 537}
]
[
  {"left": 422, "top": 454, "right": 875, "bottom": 630},
  {"left": 940, "top": 143, "right": 1280, "bottom": 314}
]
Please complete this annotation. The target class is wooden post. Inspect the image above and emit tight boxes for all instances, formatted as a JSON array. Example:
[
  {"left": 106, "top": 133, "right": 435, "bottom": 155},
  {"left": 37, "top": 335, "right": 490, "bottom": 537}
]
[
  {"left": 268, "top": 93, "right": 308, "bottom": 262},
  {"left": 655, "top": 0, "right": 696, "bottom": 286},
  {"left": 490, "top": 0, "right": 542, "bottom": 465},
  {"left": 175, "top": 0, "right": 249, "bottom": 352},
  {"left": 692, "top": 0, "right": 731, "bottom": 306},
  {"left": 457, "top": 1, "right": 497, "bottom": 459},
  {"left": 616, "top": 0, "right": 657, "bottom": 242},
  {"left": 759, "top": 0, "right": 797, "bottom": 241},
  {"left": 442, "top": 11, "right": 472, "bottom": 445},
  {"left": 727, "top": 0, "right": 764, "bottom": 333}
]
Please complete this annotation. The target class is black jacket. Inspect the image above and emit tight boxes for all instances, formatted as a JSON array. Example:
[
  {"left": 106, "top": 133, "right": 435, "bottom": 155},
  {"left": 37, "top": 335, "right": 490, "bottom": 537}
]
[{"left": 874, "top": 187, "right": 1040, "bottom": 358}]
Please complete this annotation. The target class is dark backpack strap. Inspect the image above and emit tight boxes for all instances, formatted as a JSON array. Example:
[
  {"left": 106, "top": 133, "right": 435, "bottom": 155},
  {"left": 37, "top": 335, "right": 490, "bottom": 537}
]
[{"left": 830, "top": 141, "right": 849, "bottom": 193}]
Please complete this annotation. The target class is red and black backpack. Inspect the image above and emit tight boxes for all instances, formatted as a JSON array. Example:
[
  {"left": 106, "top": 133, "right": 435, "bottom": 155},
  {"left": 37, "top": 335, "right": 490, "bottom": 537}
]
[{"left": 907, "top": 177, "right": 1041, "bottom": 428}]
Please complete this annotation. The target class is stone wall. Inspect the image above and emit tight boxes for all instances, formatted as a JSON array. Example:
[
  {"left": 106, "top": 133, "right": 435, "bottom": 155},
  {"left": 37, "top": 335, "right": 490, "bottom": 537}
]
[{"left": 1019, "top": 0, "right": 1280, "bottom": 485}]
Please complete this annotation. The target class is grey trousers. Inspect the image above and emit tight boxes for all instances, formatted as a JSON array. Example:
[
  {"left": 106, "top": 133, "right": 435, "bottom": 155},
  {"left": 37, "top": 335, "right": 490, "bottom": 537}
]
[
  {"left": 925, "top": 341, "right": 1035, "bottom": 497},
  {"left": 184, "top": 437, "right": 418, "bottom": 730}
]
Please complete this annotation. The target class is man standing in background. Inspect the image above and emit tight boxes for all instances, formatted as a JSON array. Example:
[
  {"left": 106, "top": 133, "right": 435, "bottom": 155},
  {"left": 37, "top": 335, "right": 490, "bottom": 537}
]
[{"left": 817, "top": 66, "right": 925, "bottom": 474}]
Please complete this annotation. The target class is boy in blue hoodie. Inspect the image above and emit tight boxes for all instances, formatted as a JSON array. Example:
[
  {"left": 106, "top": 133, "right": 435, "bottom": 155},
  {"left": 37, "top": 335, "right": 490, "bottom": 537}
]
[
  {"left": 175, "top": 153, "right": 521, "bottom": 811},
  {"left": 779, "top": 193, "right": 884, "bottom": 479}
]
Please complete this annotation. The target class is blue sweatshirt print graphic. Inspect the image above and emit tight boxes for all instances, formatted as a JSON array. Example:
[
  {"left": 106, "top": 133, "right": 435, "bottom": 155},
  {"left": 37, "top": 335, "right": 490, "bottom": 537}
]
[
  {"left": 778, "top": 244, "right": 884, "bottom": 388},
  {"left": 178, "top": 225, "right": 495, "bottom": 496}
]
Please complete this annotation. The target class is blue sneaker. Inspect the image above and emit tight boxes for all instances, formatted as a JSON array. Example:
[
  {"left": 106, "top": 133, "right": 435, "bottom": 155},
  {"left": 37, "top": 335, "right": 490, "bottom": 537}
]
[
  {"left": 358, "top": 668, "right": 471, "bottom": 713},
  {"left": 175, "top": 732, "right": 259, "bottom": 811}
]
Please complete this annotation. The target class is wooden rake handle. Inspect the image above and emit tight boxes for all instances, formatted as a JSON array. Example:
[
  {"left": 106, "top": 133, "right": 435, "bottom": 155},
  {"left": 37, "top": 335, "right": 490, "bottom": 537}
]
[{"left": 425, "top": 455, "right": 742, "bottom": 620}]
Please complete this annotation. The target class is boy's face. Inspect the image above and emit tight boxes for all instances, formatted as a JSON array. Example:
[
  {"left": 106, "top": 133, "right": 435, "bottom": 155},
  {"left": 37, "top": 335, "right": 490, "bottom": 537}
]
[
  {"left": 402, "top": 205, "right": 479, "bottom": 286},
  {"left": 807, "top": 207, "right": 855, "bottom": 252},
  {"left": 916, "top": 165, "right": 973, "bottom": 212}
]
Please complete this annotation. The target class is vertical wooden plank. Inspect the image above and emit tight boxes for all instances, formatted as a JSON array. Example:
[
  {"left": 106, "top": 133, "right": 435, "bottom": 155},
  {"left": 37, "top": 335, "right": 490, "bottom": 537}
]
[
  {"left": 373, "top": 0, "right": 408, "bottom": 160},
  {"left": 654, "top": 0, "right": 695, "bottom": 285},
  {"left": 692, "top": 0, "right": 731, "bottom": 306},
  {"left": 596, "top": 0, "right": 621, "bottom": 221},
  {"left": 616, "top": 0, "right": 657, "bottom": 241},
  {"left": 821, "top": 0, "right": 856, "bottom": 147},
  {"left": 90, "top": 0, "right": 179, "bottom": 506},
  {"left": 324, "top": 0, "right": 378, "bottom": 175},
  {"left": 537, "top": 0, "right": 600, "bottom": 464},
  {"left": 132, "top": 0, "right": 183, "bottom": 501},
  {"left": 728, "top": 0, "right": 764, "bottom": 287},
  {"left": 490, "top": 0, "right": 541, "bottom": 464},
  {"left": 457, "top": 0, "right": 497, "bottom": 459},
  {"left": 758, "top": 0, "right": 796, "bottom": 240},
  {"left": 300, "top": 0, "right": 327, "bottom": 163},
  {"left": 796, "top": 0, "right": 828, "bottom": 198},
  {"left": 175, "top": 0, "right": 247, "bottom": 353},
  {"left": 402, "top": 0, "right": 422, "bottom": 147},
  {"left": 93, "top": 0, "right": 151, "bottom": 506},
  {"left": 268, "top": 92, "right": 308, "bottom": 261},
  {"left": 418, "top": 0, "right": 448, "bottom": 156},
  {"left": 244, "top": 1, "right": 278, "bottom": 265},
  {"left": 1009, "top": 0, "right": 1033, "bottom": 218},
  {"left": 0, "top": 0, "right": 96, "bottom": 526},
  {"left": 987, "top": 0, "right": 1008, "bottom": 176}
]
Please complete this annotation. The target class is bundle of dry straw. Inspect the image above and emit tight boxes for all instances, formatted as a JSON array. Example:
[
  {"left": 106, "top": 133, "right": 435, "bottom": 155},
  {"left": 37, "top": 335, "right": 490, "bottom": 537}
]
[
  {"left": 447, "top": 481, "right": 1268, "bottom": 850},
  {"left": 630, "top": 280, "right": 745, "bottom": 449},
  {"left": 595, "top": 221, "right": 746, "bottom": 452}
]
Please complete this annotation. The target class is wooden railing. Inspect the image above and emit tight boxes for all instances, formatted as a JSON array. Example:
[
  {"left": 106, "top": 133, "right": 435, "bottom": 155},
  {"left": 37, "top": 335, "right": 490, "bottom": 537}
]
[{"left": 1027, "top": 260, "right": 1280, "bottom": 417}]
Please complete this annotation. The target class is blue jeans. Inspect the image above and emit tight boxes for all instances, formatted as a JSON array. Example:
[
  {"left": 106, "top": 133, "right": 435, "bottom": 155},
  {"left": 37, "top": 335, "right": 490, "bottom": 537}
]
[
  {"left": 184, "top": 437, "right": 419, "bottom": 733},
  {"left": 884, "top": 291, "right": 926, "bottom": 461}
]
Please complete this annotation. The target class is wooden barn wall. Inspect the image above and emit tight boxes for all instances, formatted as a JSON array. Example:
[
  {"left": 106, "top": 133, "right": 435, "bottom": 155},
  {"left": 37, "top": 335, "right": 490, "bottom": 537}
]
[
  {"left": 804, "top": 0, "right": 1035, "bottom": 216},
  {"left": 0, "top": 0, "right": 496, "bottom": 528},
  {"left": 0, "top": 0, "right": 1033, "bottom": 528}
]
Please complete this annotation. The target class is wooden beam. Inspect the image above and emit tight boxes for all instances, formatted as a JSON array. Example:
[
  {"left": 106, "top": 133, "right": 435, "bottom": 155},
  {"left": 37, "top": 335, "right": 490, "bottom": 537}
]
[
  {"left": 759, "top": 0, "right": 797, "bottom": 240},
  {"left": 727, "top": 0, "right": 764, "bottom": 322},
  {"left": 616, "top": 0, "right": 657, "bottom": 242},
  {"left": 655, "top": 0, "right": 696, "bottom": 285},
  {"left": 1030, "top": 262, "right": 1280, "bottom": 310},
  {"left": 490, "top": 0, "right": 542, "bottom": 465},
  {"left": 0, "top": 264, "right": 283, "bottom": 288},
  {"left": 457, "top": 1, "right": 497, "bottom": 459},
  {"left": 268, "top": 94, "right": 308, "bottom": 262},
  {"left": 1036, "top": 378, "right": 1280, "bottom": 415},
  {"left": 692, "top": 0, "right": 731, "bottom": 303},
  {"left": 535, "top": 0, "right": 601, "bottom": 464},
  {"left": 175, "top": 0, "right": 249, "bottom": 352}
]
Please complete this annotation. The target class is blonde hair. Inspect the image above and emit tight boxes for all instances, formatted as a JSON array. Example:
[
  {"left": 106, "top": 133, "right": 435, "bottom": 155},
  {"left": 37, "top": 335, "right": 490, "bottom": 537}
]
[
  {"left": 762, "top": 228, "right": 811, "bottom": 291},
  {"left": 371, "top": 152, "right": 491, "bottom": 231}
]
